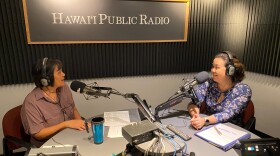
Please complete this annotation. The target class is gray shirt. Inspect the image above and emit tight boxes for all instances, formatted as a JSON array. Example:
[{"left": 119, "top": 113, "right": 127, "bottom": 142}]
[{"left": 21, "top": 84, "right": 75, "bottom": 147}]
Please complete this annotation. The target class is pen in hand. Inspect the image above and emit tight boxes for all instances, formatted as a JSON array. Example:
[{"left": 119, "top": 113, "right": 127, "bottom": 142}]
[
  {"left": 81, "top": 117, "right": 89, "bottom": 133},
  {"left": 85, "top": 121, "right": 89, "bottom": 133},
  {"left": 214, "top": 126, "right": 222, "bottom": 135}
]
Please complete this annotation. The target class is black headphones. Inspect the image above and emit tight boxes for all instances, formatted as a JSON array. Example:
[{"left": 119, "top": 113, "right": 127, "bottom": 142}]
[
  {"left": 221, "top": 51, "right": 236, "bottom": 76},
  {"left": 40, "top": 57, "right": 51, "bottom": 87}
]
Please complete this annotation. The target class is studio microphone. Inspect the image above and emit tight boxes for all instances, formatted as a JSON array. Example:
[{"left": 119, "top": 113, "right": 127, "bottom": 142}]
[
  {"left": 154, "top": 71, "right": 209, "bottom": 116},
  {"left": 70, "top": 81, "right": 111, "bottom": 97},
  {"left": 177, "top": 71, "right": 209, "bottom": 94}
]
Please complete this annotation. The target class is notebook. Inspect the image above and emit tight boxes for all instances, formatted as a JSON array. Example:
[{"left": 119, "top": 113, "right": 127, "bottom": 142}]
[{"left": 195, "top": 123, "right": 251, "bottom": 151}]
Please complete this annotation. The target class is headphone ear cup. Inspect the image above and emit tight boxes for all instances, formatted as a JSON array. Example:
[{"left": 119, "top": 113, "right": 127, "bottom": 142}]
[
  {"left": 40, "top": 75, "right": 51, "bottom": 87},
  {"left": 227, "top": 65, "right": 236, "bottom": 76},
  {"left": 40, "top": 78, "right": 49, "bottom": 87}
]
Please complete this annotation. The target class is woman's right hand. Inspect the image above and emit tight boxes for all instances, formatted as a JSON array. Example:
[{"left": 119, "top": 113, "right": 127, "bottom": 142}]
[{"left": 65, "top": 119, "right": 86, "bottom": 131}]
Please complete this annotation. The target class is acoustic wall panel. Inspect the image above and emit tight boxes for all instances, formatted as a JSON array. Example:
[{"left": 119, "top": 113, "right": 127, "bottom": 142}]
[{"left": 1, "top": 0, "right": 280, "bottom": 85}]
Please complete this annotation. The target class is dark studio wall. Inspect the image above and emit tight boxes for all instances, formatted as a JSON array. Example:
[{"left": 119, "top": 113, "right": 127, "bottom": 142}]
[{"left": 0, "top": 0, "right": 279, "bottom": 85}]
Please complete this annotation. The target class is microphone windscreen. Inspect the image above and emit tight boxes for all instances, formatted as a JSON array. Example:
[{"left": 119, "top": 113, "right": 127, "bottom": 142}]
[
  {"left": 190, "top": 152, "right": 195, "bottom": 156},
  {"left": 194, "top": 71, "right": 209, "bottom": 84},
  {"left": 70, "top": 81, "right": 86, "bottom": 93}
]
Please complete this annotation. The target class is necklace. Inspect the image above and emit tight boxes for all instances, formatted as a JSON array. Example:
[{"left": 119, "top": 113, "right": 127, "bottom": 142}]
[
  {"left": 216, "top": 92, "right": 225, "bottom": 103},
  {"left": 43, "top": 90, "right": 58, "bottom": 103}
]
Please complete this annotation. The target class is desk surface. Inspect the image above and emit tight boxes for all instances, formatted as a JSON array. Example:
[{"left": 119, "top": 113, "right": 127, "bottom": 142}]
[{"left": 41, "top": 109, "right": 259, "bottom": 156}]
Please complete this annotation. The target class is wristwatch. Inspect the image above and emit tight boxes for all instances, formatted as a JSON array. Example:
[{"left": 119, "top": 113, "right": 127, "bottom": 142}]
[{"left": 204, "top": 117, "right": 210, "bottom": 126}]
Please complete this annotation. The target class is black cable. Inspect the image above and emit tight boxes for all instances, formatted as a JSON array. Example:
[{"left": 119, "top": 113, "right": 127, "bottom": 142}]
[{"left": 36, "top": 152, "right": 48, "bottom": 156}]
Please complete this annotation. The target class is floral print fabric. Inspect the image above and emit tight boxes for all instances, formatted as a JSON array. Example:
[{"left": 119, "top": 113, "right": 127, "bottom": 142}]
[{"left": 194, "top": 79, "right": 252, "bottom": 126}]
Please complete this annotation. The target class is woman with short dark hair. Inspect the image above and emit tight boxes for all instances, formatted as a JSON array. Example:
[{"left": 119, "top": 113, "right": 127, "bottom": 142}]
[{"left": 21, "top": 58, "right": 86, "bottom": 147}]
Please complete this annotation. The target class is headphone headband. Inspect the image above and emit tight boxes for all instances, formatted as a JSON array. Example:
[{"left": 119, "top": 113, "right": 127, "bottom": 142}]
[
  {"left": 42, "top": 57, "right": 48, "bottom": 77},
  {"left": 221, "top": 51, "right": 234, "bottom": 64},
  {"left": 40, "top": 57, "right": 50, "bottom": 87}
]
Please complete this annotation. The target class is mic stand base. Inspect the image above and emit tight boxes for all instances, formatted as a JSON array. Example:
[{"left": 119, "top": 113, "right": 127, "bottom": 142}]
[
  {"left": 135, "top": 134, "right": 185, "bottom": 156},
  {"left": 123, "top": 143, "right": 143, "bottom": 156}
]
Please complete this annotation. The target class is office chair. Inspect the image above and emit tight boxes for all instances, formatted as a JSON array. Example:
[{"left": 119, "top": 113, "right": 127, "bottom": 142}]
[
  {"left": 242, "top": 100, "right": 256, "bottom": 132},
  {"left": 199, "top": 100, "right": 256, "bottom": 132},
  {"left": 199, "top": 101, "right": 207, "bottom": 114},
  {"left": 2, "top": 105, "right": 36, "bottom": 156}
]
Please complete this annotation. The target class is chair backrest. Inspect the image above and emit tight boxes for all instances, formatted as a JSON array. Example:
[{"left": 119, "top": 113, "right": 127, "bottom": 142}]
[
  {"left": 242, "top": 100, "right": 255, "bottom": 126},
  {"left": 199, "top": 101, "right": 207, "bottom": 114},
  {"left": 2, "top": 105, "right": 31, "bottom": 150}
]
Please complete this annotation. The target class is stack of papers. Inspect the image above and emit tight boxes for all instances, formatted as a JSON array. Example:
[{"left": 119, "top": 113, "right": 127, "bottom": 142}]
[
  {"left": 195, "top": 123, "right": 251, "bottom": 151},
  {"left": 104, "top": 111, "right": 130, "bottom": 138}
]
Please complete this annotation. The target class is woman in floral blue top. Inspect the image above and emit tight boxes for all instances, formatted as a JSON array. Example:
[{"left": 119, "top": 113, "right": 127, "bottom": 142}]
[{"left": 187, "top": 51, "right": 252, "bottom": 130}]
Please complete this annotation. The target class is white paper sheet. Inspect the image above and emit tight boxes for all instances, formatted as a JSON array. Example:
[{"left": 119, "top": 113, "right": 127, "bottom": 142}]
[
  {"left": 104, "top": 111, "right": 130, "bottom": 126},
  {"left": 107, "top": 126, "right": 123, "bottom": 138}
]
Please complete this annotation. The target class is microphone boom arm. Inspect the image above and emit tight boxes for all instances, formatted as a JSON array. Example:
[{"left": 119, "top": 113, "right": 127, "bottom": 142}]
[
  {"left": 88, "top": 88, "right": 156, "bottom": 122},
  {"left": 154, "top": 85, "right": 198, "bottom": 119},
  {"left": 155, "top": 92, "right": 189, "bottom": 116},
  {"left": 74, "top": 81, "right": 199, "bottom": 123},
  {"left": 123, "top": 93, "right": 156, "bottom": 122}
]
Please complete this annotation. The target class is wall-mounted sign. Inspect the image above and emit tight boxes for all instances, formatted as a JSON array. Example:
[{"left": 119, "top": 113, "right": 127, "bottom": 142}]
[{"left": 22, "top": 0, "right": 190, "bottom": 44}]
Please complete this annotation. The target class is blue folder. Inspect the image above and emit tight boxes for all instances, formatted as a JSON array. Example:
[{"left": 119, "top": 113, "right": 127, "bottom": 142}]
[{"left": 194, "top": 123, "right": 251, "bottom": 151}]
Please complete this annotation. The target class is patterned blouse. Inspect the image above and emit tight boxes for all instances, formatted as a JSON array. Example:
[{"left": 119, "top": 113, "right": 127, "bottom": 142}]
[{"left": 194, "top": 79, "right": 252, "bottom": 126}]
